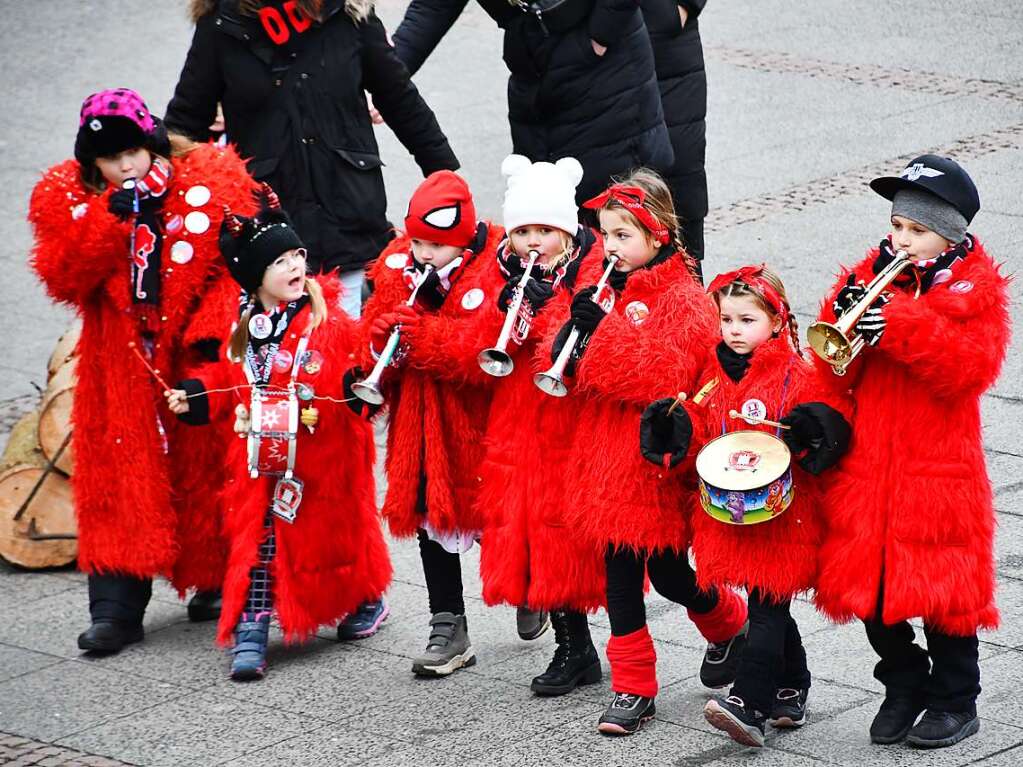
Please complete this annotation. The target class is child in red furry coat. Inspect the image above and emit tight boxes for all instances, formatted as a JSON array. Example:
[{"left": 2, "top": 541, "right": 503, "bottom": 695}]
[
  {"left": 644, "top": 265, "right": 850, "bottom": 747},
  {"left": 167, "top": 195, "right": 391, "bottom": 680},
  {"left": 356, "top": 171, "right": 505, "bottom": 677},
  {"left": 812, "top": 156, "right": 1010, "bottom": 749},
  {"left": 548, "top": 170, "right": 749, "bottom": 736},
  {"left": 29, "top": 88, "right": 257, "bottom": 654}
]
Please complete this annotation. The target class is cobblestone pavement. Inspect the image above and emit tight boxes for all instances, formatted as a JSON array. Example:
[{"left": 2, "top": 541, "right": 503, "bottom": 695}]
[{"left": 1, "top": 1, "right": 1022, "bottom": 766}]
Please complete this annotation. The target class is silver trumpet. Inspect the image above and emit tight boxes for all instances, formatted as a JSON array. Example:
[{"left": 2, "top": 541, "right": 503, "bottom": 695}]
[
  {"left": 534, "top": 255, "right": 619, "bottom": 397},
  {"left": 351, "top": 264, "right": 436, "bottom": 405},
  {"left": 478, "top": 249, "right": 541, "bottom": 377}
]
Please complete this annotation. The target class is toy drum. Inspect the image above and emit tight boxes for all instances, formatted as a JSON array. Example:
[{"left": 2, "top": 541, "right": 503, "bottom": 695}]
[
  {"left": 247, "top": 390, "right": 298, "bottom": 479},
  {"left": 695, "top": 430, "right": 794, "bottom": 525}
]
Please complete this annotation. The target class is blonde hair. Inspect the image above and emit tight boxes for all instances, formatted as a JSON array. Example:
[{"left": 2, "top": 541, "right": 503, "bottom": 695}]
[
  {"left": 711, "top": 267, "right": 803, "bottom": 357},
  {"left": 597, "top": 168, "right": 698, "bottom": 279},
  {"left": 228, "top": 277, "right": 328, "bottom": 363}
]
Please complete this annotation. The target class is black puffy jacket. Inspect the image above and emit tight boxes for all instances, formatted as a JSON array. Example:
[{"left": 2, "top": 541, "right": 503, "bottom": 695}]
[
  {"left": 394, "top": 0, "right": 673, "bottom": 203},
  {"left": 164, "top": 0, "right": 459, "bottom": 273},
  {"left": 643, "top": 0, "right": 707, "bottom": 224}
]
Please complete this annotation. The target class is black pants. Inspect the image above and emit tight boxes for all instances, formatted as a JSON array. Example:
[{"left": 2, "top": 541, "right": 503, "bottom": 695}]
[
  {"left": 604, "top": 544, "right": 718, "bottom": 637},
  {"left": 88, "top": 572, "right": 152, "bottom": 625},
  {"left": 729, "top": 589, "right": 809, "bottom": 715},
  {"left": 863, "top": 618, "right": 980, "bottom": 714},
  {"left": 417, "top": 529, "right": 466, "bottom": 616}
]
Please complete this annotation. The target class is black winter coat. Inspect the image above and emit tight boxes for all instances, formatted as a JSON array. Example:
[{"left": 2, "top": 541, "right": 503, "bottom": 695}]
[
  {"left": 643, "top": 0, "right": 707, "bottom": 224},
  {"left": 164, "top": 0, "right": 459, "bottom": 273},
  {"left": 393, "top": 0, "right": 673, "bottom": 203}
]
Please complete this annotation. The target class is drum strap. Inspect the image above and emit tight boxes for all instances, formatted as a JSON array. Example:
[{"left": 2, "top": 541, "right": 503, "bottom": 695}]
[{"left": 692, "top": 377, "right": 719, "bottom": 405}]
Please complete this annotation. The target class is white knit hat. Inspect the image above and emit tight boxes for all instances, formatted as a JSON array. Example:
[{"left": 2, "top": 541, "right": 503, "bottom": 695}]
[{"left": 501, "top": 154, "right": 584, "bottom": 235}]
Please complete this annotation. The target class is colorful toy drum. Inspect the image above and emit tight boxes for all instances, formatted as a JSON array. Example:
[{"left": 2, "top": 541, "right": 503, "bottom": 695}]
[
  {"left": 695, "top": 430, "right": 794, "bottom": 525},
  {"left": 247, "top": 389, "right": 299, "bottom": 479}
]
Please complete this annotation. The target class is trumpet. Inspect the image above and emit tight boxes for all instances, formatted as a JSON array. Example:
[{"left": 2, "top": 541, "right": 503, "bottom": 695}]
[
  {"left": 534, "top": 255, "right": 619, "bottom": 397},
  {"left": 351, "top": 264, "right": 435, "bottom": 405},
  {"left": 807, "top": 249, "right": 911, "bottom": 376},
  {"left": 478, "top": 249, "right": 541, "bottom": 377}
]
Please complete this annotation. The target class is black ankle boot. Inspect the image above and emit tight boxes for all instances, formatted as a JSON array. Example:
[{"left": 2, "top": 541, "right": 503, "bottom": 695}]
[
  {"left": 78, "top": 620, "right": 144, "bottom": 654},
  {"left": 187, "top": 589, "right": 223, "bottom": 622},
  {"left": 530, "top": 610, "right": 602, "bottom": 696}
]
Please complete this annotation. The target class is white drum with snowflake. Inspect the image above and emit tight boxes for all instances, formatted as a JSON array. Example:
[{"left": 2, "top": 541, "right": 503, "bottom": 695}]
[{"left": 247, "top": 390, "right": 299, "bottom": 479}]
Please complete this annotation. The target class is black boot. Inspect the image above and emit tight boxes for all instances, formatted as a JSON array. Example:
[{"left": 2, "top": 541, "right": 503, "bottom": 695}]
[
  {"left": 530, "top": 610, "right": 602, "bottom": 696},
  {"left": 870, "top": 696, "right": 925, "bottom": 744},
  {"left": 187, "top": 589, "right": 223, "bottom": 622},
  {"left": 80, "top": 573, "right": 150, "bottom": 655}
]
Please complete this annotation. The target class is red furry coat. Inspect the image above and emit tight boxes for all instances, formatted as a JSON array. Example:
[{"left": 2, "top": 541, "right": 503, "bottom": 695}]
[
  {"left": 687, "top": 337, "right": 841, "bottom": 601},
  {"left": 186, "top": 280, "right": 392, "bottom": 643},
  {"left": 555, "top": 254, "right": 717, "bottom": 553},
  {"left": 29, "top": 145, "right": 257, "bottom": 587},
  {"left": 814, "top": 240, "right": 1010, "bottom": 635},
  {"left": 478, "top": 235, "right": 609, "bottom": 613},
  {"left": 363, "top": 225, "right": 505, "bottom": 538}
]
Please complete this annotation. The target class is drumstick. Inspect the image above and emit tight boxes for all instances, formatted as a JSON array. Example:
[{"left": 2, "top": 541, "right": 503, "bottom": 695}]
[
  {"left": 128, "top": 342, "right": 173, "bottom": 392},
  {"left": 667, "top": 392, "right": 687, "bottom": 415},
  {"left": 728, "top": 409, "right": 791, "bottom": 430}
]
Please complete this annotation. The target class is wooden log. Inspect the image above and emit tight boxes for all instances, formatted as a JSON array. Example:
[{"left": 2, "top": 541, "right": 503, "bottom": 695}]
[
  {"left": 38, "top": 359, "right": 75, "bottom": 476},
  {"left": 1, "top": 410, "right": 44, "bottom": 472},
  {"left": 0, "top": 463, "right": 77, "bottom": 569},
  {"left": 47, "top": 322, "right": 81, "bottom": 381}
]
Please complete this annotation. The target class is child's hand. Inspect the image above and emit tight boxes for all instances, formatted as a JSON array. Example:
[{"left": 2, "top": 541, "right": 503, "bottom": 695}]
[
  {"left": 678, "top": 6, "right": 689, "bottom": 28},
  {"left": 569, "top": 286, "right": 609, "bottom": 334},
  {"left": 833, "top": 274, "right": 867, "bottom": 318},
  {"left": 108, "top": 188, "right": 136, "bottom": 221},
  {"left": 165, "top": 389, "right": 190, "bottom": 414},
  {"left": 640, "top": 398, "right": 693, "bottom": 469},
  {"left": 522, "top": 278, "right": 554, "bottom": 313}
]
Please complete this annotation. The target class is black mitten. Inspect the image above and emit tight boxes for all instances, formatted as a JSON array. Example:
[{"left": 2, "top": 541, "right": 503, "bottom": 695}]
[
  {"left": 522, "top": 277, "right": 554, "bottom": 313},
  {"left": 780, "top": 402, "right": 851, "bottom": 475},
  {"left": 108, "top": 188, "right": 136, "bottom": 221},
  {"left": 640, "top": 398, "right": 693, "bottom": 469},
  {"left": 343, "top": 367, "right": 382, "bottom": 420},
  {"left": 569, "top": 286, "right": 608, "bottom": 335}
]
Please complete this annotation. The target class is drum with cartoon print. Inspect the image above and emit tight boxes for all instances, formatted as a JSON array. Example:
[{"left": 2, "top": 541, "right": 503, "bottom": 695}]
[{"left": 695, "top": 430, "right": 794, "bottom": 525}]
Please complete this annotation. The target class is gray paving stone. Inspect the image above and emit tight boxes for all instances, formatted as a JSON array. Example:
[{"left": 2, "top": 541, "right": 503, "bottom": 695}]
[
  {"left": 0, "top": 643, "right": 64, "bottom": 684},
  {"left": 56, "top": 690, "right": 324, "bottom": 767},
  {"left": 0, "top": 661, "right": 188, "bottom": 742},
  {"left": 0, "top": 565, "right": 79, "bottom": 613}
]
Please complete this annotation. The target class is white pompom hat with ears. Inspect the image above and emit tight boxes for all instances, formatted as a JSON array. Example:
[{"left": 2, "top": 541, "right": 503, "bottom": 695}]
[{"left": 501, "top": 154, "right": 584, "bottom": 236}]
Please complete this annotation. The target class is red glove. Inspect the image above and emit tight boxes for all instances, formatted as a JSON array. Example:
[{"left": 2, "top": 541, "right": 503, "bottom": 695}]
[{"left": 369, "top": 311, "right": 400, "bottom": 355}]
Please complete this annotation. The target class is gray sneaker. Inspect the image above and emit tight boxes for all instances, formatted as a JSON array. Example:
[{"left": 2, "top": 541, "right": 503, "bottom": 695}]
[
  {"left": 516, "top": 606, "right": 551, "bottom": 641},
  {"left": 411, "top": 612, "right": 476, "bottom": 677}
]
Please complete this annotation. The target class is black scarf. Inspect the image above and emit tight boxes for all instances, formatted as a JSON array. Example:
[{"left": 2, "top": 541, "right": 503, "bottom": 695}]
[
  {"left": 130, "top": 157, "right": 171, "bottom": 306},
  {"left": 717, "top": 341, "right": 751, "bottom": 383},
  {"left": 243, "top": 294, "right": 310, "bottom": 384}
]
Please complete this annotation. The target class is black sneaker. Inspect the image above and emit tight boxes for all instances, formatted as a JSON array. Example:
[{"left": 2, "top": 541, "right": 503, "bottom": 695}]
[
  {"left": 598, "top": 692, "right": 656, "bottom": 735},
  {"left": 869, "top": 696, "right": 925, "bottom": 744},
  {"left": 704, "top": 695, "right": 766, "bottom": 747},
  {"left": 768, "top": 687, "right": 808, "bottom": 728},
  {"left": 700, "top": 621, "right": 748, "bottom": 689},
  {"left": 906, "top": 710, "right": 980, "bottom": 749}
]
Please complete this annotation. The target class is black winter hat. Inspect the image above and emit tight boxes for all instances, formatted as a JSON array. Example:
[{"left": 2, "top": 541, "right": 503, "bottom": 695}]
[
  {"left": 220, "top": 186, "right": 305, "bottom": 293},
  {"left": 870, "top": 154, "right": 980, "bottom": 224}
]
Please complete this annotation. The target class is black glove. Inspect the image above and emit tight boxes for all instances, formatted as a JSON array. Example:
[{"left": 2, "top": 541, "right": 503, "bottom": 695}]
[
  {"left": 550, "top": 322, "right": 580, "bottom": 376},
  {"left": 522, "top": 277, "right": 554, "bottom": 314},
  {"left": 640, "top": 398, "right": 693, "bottom": 469},
  {"left": 833, "top": 274, "right": 866, "bottom": 319},
  {"left": 343, "top": 367, "right": 382, "bottom": 420},
  {"left": 412, "top": 268, "right": 445, "bottom": 311},
  {"left": 108, "top": 188, "right": 137, "bottom": 221},
  {"left": 569, "top": 286, "right": 609, "bottom": 335},
  {"left": 779, "top": 402, "right": 851, "bottom": 475},
  {"left": 853, "top": 294, "right": 889, "bottom": 347}
]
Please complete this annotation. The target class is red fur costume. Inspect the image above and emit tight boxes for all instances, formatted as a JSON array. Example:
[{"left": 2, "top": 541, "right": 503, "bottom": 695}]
[
  {"left": 29, "top": 144, "right": 256, "bottom": 588},
  {"left": 814, "top": 240, "right": 1010, "bottom": 636},
  {"left": 363, "top": 225, "right": 505, "bottom": 538},
  {"left": 558, "top": 254, "right": 717, "bottom": 553},
  {"left": 478, "top": 235, "right": 608, "bottom": 613},
  {"left": 185, "top": 279, "right": 392, "bottom": 643},
  {"left": 687, "top": 336, "right": 840, "bottom": 601}
]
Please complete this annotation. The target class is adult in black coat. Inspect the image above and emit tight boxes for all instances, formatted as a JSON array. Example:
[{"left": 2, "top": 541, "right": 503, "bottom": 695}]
[
  {"left": 393, "top": 0, "right": 673, "bottom": 205},
  {"left": 164, "top": 0, "right": 459, "bottom": 291},
  {"left": 643, "top": 1, "right": 708, "bottom": 268}
]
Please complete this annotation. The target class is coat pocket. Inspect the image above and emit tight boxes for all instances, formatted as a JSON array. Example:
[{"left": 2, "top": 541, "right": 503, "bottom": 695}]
[{"left": 320, "top": 147, "right": 387, "bottom": 229}]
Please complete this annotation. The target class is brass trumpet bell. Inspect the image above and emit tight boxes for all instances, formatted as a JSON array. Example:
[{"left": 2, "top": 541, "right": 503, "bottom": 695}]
[{"left": 806, "top": 321, "right": 861, "bottom": 377}]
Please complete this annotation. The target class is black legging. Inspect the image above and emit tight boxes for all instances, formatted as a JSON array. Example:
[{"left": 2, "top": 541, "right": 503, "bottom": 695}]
[
  {"left": 605, "top": 544, "right": 718, "bottom": 637},
  {"left": 417, "top": 529, "right": 466, "bottom": 616}
]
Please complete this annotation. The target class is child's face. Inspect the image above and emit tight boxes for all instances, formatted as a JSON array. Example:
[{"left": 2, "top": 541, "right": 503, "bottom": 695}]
[
  {"left": 258, "top": 248, "right": 308, "bottom": 306},
  {"left": 718, "top": 294, "right": 781, "bottom": 355},
  {"left": 890, "top": 215, "right": 953, "bottom": 263},
  {"left": 410, "top": 238, "right": 463, "bottom": 270},
  {"left": 598, "top": 208, "right": 659, "bottom": 273},
  {"left": 94, "top": 147, "right": 152, "bottom": 188},
  {"left": 509, "top": 225, "right": 570, "bottom": 267}
]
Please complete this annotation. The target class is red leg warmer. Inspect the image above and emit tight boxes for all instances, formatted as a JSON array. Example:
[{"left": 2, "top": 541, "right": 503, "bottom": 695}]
[
  {"left": 688, "top": 587, "right": 748, "bottom": 643},
  {"left": 606, "top": 626, "right": 658, "bottom": 698}
]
